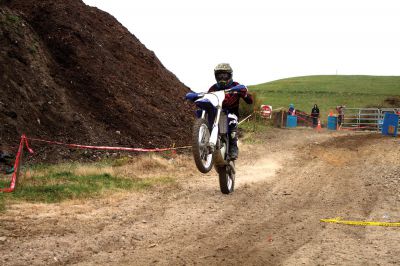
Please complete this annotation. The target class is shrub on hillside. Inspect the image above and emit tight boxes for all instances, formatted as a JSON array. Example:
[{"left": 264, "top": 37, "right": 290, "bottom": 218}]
[
  {"left": 239, "top": 91, "right": 263, "bottom": 118},
  {"left": 366, "top": 97, "right": 400, "bottom": 109},
  {"left": 383, "top": 96, "right": 400, "bottom": 107}
]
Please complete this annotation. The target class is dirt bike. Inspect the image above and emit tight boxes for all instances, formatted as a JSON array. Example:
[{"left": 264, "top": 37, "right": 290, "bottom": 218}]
[{"left": 185, "top": 85, "right": 247, "bottom": 194}]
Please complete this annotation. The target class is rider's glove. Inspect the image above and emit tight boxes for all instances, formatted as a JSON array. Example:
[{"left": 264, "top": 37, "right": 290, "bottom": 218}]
[{"left": 240, "top": 87, "right": 248, "bottom": 98}]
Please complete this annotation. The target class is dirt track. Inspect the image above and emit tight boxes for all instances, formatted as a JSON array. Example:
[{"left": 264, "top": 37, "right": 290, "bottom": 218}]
[{"left": 1, "top": 128, "right": 400, "bottom": 265}]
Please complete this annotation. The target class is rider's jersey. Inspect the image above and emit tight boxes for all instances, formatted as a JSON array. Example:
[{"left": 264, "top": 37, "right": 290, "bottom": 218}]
[{"left": 208, "top": 81, "right": 253, "bottom": 117}]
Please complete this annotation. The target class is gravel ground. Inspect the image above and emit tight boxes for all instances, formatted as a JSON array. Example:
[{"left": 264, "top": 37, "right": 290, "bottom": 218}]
[{"left": 0, "top": 128, "right": 399, "bottom": 265}]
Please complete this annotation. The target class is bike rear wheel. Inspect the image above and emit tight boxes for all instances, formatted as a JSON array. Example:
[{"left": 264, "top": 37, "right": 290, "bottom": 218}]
[
  {"left": 192, "top": 118, "right": 214, "bottom": 173},
  {"left": 217, "top": 161, "right": 235, "bottom": 194}
]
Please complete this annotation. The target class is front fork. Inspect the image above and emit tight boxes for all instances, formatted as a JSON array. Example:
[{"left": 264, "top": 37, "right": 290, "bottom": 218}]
[
  {"left": 209, "top": 109, "right": 221, "bottom": 148},
  {"left": 199, "top": 109, "right": 221, "bottom": 153}
]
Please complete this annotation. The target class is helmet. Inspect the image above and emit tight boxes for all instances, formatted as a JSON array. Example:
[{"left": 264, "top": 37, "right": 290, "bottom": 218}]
[{"left": 214, "top": 63, "right": 233, "bottom": 88}]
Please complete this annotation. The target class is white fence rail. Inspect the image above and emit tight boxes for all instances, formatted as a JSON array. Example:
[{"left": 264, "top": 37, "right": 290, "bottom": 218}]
[{"left": 341, "top": 107, "right": 400, "bottom": 131}]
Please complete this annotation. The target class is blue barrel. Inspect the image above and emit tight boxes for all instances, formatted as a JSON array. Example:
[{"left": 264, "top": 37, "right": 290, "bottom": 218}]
[
  {"left": 286, "top": 115, "right": 297, "bottom": 128},
  {"left": 382, "top": 113, "right": 399, "bottom": 137},
  {"left": 327, "top": 116, "right": 337, "bottom": 130}
]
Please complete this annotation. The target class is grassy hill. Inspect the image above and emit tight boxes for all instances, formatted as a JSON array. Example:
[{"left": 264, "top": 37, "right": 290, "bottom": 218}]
[{"left": 248, "top": 75, "right": 400, "bottom": 119}]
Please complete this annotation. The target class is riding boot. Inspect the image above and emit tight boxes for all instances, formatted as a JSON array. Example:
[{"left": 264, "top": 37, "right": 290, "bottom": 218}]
[{"left": 229, "top": 131, "right": 239, "bottom": 160}]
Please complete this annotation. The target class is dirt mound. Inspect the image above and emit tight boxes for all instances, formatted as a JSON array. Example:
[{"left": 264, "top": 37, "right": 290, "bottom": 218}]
[{"left": 0, "top": 0, "right": 194, "bottom": 157}]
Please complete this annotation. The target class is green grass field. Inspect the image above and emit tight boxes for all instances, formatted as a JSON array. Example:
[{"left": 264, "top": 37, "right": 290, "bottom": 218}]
[
  {"left": 0, "top": 157, "right": 178, "bottom": 211},
  {"left": 248, "top": 75, "right": 400, "bottom": 120}
]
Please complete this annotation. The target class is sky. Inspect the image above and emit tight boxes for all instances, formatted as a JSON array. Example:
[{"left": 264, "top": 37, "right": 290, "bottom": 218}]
[{"left": 82, "top": 0, "right": 400, "bottom": 91}]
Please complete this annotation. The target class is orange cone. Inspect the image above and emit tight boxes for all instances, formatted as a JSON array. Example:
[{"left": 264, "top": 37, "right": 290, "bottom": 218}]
[{"left": 316, "top": 119, "right": 322, "bottom": 131}]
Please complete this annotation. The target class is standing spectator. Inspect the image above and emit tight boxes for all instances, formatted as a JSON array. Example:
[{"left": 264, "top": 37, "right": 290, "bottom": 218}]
[
  {"left": 336, "top": 105, "right": 345, "bottom": 126},
  {"left": 288, "top": 103, "right": 296, "bottom": 116},
  {"left": 311, "top": 104, "right": 320, "bottom": 127}
]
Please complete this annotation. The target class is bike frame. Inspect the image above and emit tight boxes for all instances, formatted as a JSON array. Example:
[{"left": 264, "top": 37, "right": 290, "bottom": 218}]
[{"left": 193, "top": 90, "right": 225, "bottom": 148}]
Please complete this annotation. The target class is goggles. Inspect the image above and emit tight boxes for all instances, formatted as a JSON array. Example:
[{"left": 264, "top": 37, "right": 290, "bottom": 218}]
[{"left": 215, "top": 72, "right": 231, "bottom": 81}]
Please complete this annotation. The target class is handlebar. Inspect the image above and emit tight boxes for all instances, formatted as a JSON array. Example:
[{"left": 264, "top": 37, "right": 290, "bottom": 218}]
[
  {"left": 185, "top": 85, "right": 248, "bottom": 101},
  {"left": 185, "top": 91, "right": 204, "bottom": 101}
]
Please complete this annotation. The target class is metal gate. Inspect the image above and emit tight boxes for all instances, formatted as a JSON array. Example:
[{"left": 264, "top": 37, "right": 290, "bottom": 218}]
[{"left": 341, "top": 107, "right": 400, "bottom": 131}]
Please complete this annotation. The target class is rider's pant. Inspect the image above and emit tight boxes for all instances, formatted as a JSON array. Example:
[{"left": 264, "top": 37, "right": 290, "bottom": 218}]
[{"left": 228, "top": 113, "right": 238, "bottom": 149}]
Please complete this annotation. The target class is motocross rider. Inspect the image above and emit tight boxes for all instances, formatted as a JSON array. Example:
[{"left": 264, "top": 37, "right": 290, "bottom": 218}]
[{"left": 208, "top": 63, "right": 253, "bottom": 160}]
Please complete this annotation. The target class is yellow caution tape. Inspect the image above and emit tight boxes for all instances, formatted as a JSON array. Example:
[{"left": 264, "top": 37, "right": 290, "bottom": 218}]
[{"left": 321, "top": 217, "right": 400, "bottom": 227}]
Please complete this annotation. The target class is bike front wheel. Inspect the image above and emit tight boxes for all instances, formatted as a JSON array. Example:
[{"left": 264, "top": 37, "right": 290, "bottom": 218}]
[{"left": 192, "top": 118, "right": 214, "bottom": 173}]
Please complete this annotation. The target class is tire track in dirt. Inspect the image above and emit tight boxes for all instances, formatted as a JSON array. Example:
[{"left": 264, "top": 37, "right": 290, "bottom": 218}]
[{"left": 1, "top": 129, "right": 399, "bottom": 265}]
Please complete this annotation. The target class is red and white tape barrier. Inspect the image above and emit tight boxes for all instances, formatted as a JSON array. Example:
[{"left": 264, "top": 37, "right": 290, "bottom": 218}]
[
  {"left": 0, "top": 135, "right": 33, "bottom": 193},
  {"left": 238, "top": 113, "right": 254, "bottom": 125},
  {"left": 296, "top": 111, "right": 314, "bottom": 118},
  {"left": 0, "top": 135, "right": 191, "bottom": 193},
  {"left": 296, "top": 115, "right": 314, "bottom": 126},
  {"left": 26, "top": 137, "right": 191, "bottom": 152}
]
